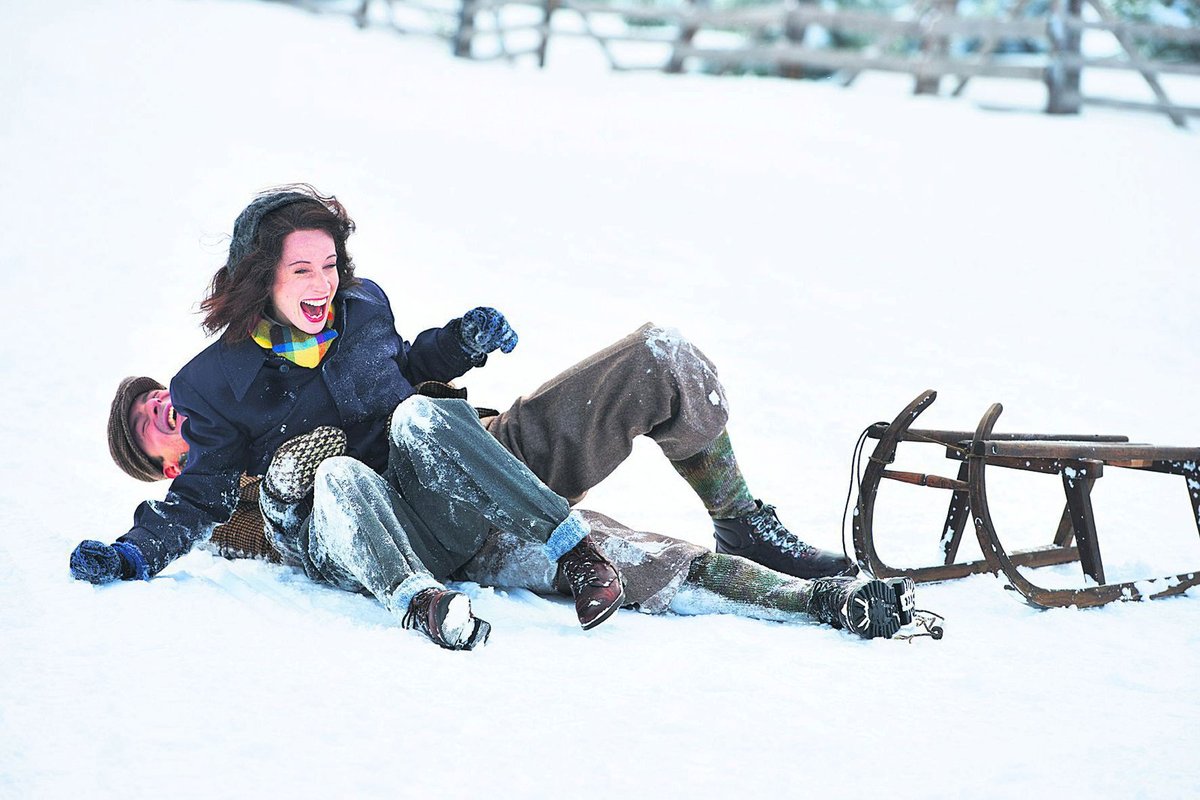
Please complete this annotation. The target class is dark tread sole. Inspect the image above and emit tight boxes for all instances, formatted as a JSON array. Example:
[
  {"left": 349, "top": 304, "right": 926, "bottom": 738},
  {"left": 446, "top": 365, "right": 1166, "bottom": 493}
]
[{"left": 846, "top": 580, "right": 903, "bottom": 640}]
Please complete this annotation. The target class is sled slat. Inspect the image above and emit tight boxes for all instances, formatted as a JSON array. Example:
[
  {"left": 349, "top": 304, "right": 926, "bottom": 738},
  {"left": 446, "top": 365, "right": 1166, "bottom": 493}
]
[
  {"left": 867, "top": 424, "right": 1130, "bottom": 445},
  {"left": 882, "top": 469, "right": 967, "bottom": 491},
  {"left": 979, "top": 441, "right": 1200, "bottom": 462}
]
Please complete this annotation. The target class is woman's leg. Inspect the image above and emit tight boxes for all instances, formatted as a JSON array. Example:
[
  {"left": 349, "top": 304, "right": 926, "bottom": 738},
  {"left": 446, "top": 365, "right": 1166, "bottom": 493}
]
[
  {"left": 310, "top": 456, "right": 490, "bottom": 649},
  {"left": 259, "top": 431, "right": 489, "bottom": 650},
  {"left": 386, "top": 395, "right": 625, "bottom": 629}
]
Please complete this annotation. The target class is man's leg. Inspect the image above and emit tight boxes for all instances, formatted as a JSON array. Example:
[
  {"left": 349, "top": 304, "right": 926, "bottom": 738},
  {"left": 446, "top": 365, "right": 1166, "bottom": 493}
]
[
  {"left": 457, "top": 509, "right": 707, "bottom": 614},
  {"left": 387, "top": 395, "right": 625, "bottom": 630},
  {"left": 671, "top": 553, "right": 912, "bottom": 640},
  {"left": 485, "top": 323, "right": 851, "bottom": 578},
  {"left": 459, "top": 508, "right": 912, "bottom": 639},
  {"left": 485, "top": 323, "right": 727, "bottom": 500}
]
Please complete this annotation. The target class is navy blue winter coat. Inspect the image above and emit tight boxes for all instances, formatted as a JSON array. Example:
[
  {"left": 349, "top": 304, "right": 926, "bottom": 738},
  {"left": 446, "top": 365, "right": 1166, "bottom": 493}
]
[{"left": 119, "top": 279, "right": 477, "bottom": 576}]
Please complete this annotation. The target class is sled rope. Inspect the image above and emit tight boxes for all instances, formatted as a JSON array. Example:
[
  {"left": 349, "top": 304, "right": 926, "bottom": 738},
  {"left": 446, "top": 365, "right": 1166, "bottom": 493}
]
[
  {"left": 893, "top": 610, "right": 946, "bottom": 642},
  {"left": 840, "top": 423, "right": 882, "bottom": 564},
  {"left": 842, "top": 423, "right": 963, "bottom": 559}
]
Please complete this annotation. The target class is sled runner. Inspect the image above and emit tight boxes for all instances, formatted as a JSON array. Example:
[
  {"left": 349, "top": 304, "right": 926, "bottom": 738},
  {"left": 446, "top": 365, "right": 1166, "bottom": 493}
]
[{"left": 849, "top": 390, "right": 1200, "bottom": 608}]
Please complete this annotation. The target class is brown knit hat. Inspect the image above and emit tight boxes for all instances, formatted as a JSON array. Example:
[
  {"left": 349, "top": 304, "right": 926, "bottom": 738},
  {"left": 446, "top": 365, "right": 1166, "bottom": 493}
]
[{"left": 108, "top": 376, "right": 168, "bottom": 482}]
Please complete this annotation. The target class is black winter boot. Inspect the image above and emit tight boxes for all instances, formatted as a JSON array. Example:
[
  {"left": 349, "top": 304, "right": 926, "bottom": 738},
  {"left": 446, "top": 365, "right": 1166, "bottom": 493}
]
[
  {"left": 402, "top": 587, "right": 491, "bottom": 651},
  {"left": 713, "top": 501, "right": 854, "bottom": 579},
  {"left": 264, "top": 426, "right": 347, "bottom": 503},
  {"left": 807, "top": 576, "right": 906, "bottom": 639}
]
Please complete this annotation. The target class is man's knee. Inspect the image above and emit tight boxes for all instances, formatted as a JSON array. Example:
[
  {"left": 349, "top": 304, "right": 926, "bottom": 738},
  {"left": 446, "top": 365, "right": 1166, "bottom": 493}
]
[
  {"left": 641, "top": 325, "right": 726, "bottom": 405},
  {"left": 643, "top": 325, "right": 707, "bottom": 371}
]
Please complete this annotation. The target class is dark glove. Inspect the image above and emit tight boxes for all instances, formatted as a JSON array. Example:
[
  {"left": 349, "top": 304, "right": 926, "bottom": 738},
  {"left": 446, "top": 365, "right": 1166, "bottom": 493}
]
[
  {"left": 69, "top": 540, "right": 149, "bottom": 584},
  {"left": 459, "top": 307, "right": 518, "bottom": 363}
]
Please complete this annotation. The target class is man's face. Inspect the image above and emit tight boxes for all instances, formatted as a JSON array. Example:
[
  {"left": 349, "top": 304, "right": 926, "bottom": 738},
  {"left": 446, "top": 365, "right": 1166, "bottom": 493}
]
[{"left": 129, "top": 388, "right": 189, "bottom": 479}]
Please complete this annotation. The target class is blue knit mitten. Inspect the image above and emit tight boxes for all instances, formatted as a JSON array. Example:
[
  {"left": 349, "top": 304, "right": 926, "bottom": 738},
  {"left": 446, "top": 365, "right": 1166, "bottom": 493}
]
[
  {"left": 459, "top": 307, "right": 518, "bottom": 364},
  {"left": 70, "top": 540, "right": 149, "bottom": 583}
]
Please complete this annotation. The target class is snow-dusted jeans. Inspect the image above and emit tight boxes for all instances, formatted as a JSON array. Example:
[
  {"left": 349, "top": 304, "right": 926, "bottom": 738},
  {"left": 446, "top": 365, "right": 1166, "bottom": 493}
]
[
  {"left": 261, "top": 396, "right": 589, "bottom": 614},
  {"left": 484, "top": 322, "right": 731, "bottom": 503}
]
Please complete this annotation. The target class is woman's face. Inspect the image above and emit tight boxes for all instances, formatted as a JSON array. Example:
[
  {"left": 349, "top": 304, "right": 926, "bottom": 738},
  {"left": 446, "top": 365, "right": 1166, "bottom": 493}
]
[{"left": 270, "top": 229, "right": 339, "bottom": 334}]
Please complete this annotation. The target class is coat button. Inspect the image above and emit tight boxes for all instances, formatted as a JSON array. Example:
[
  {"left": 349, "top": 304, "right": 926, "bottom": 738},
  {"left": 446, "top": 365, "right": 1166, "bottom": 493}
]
[{"left": 279, "top": 363, "right": 290, "bottom": 374}]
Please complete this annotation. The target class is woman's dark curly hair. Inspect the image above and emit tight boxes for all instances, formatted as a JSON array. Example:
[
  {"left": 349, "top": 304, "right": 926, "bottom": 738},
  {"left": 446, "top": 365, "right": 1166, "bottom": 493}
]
[{"left": 200, "top": 184, "right": 359, "bottom": 342}]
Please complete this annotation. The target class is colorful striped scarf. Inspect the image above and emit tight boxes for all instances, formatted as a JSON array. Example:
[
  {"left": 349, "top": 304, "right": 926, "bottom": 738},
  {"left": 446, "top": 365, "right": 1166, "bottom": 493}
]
[{"left": 251, "top": 307, "right": 338, "bottom": 369}]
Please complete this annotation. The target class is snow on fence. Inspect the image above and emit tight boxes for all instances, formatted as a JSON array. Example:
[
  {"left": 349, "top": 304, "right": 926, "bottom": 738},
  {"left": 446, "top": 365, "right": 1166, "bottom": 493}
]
[{"left": 278, "top": 0, "right": 1200, "bottom": 127}]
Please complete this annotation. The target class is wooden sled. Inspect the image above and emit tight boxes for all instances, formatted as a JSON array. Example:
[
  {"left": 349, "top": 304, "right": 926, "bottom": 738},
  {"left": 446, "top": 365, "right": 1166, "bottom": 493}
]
[{"left": 850, "top": 390, "right": 1200, "bottom": 608}]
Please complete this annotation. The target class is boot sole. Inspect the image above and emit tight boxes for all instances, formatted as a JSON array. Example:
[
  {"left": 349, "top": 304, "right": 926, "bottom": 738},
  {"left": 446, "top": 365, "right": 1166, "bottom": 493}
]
[
  {"left": 886, "top": 577, "right": 916, "bottom": 626},
  {"left": 845, "top": 580, "right": 903, "bottom": 640},
  {"left": 432, "top": 592, "right": 491, "bottom": 651}
]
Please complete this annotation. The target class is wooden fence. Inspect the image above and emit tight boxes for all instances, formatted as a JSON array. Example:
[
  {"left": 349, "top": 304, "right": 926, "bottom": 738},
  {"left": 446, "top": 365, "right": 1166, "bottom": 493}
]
[{"left": 285, "top": 0, "right": 1200, "bottom": 127}]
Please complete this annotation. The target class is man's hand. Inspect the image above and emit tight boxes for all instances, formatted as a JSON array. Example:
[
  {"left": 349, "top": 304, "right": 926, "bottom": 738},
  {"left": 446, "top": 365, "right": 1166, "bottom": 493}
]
[
  {"left": 70, "top": 540, "right": 124, "bottom": 584},
  {"left": 69, "top": 540, "right": 147, "bottom": 583},
  {"left": 459, "top": 307, "right": 518, "bottom": 363}
]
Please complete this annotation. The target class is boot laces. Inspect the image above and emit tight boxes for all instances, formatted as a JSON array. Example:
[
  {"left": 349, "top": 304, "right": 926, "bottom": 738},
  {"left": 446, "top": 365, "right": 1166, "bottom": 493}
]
[
  {"left": 749, "top": 504, "right": 818, "bottom": 558},
  {"left": 560, "top": 542, "right": 615, "bottom": 591},
  {"left": 561, "top": 554, "right": 604, "bottom": 591},
  {"left": 807, "top": 577, "right": 846, "bottom": 626},
  {"left": 401, "top": 588, "right": 436, "bottom": 634}
]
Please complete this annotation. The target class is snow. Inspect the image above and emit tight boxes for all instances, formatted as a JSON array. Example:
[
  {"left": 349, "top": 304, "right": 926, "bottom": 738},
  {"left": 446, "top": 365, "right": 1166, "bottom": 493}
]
[{"left": 2, "top": 0, "right": 1199, "bottom": 797}]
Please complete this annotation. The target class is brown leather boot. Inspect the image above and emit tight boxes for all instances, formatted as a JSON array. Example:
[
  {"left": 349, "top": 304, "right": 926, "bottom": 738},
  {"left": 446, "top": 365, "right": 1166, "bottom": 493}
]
[
  {"left": 556, "top": 535, "right": 626, "bottom": 630},
  {"left": 402, "top": 587, "right": 491, "bottom": 650}
]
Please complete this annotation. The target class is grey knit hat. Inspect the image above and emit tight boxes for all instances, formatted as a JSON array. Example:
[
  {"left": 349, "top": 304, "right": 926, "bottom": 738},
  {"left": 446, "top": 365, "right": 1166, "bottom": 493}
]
[
  {"left": 223, "top": 190, "right": 313, "bottom": 277},
  {"left": 107, "top": 376, "right": 167, "bottom": 482}
]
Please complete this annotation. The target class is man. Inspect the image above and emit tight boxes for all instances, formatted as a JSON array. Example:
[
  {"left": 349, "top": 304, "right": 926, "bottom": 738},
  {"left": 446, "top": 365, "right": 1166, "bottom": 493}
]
[
  {"left": 105, "top": 329, "right": 921, "bottom": 642},
  {"left": 112, "top": 324, "right": 853, "bottom": 581}
]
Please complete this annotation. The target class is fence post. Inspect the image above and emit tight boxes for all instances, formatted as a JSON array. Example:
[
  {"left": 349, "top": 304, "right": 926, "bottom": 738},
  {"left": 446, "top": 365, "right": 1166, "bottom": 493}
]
[
  {"left": 666, "top": 0, "right": 705, "bottom": 74},
  {"left": 915, "top": 0, "right": 956, "bottom": 95},
  {"left": 1046, "top": 0, "right": 1083, "bottom": 114},
  {"left": 453, "top": 0, "right": 477, "bottom": 58},
  {"left": 780, "top": 0, "right": 807, "bottom": 79},
  {"left": 536, "top": 0, "right": 559, "bottom": 67}
]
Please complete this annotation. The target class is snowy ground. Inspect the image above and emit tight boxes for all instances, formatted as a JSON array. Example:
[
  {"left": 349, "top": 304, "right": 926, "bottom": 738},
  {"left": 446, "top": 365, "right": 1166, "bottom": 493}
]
[{"left": 1, "top": 1, "right": 1198, "bottom": 797}]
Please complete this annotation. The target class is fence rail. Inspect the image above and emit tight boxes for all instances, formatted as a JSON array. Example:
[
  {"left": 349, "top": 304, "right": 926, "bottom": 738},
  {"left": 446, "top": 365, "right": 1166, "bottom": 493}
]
[{"left": 286, "top": 0, "right": 1200, "bottom": 127}]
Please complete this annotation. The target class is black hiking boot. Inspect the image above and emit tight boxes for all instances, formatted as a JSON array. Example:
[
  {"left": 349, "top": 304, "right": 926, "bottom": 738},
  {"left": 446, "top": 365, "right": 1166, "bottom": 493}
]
[
  {"left": 263, "top": 426, "right": 347, "bottom": 503},
  {"left": 807, "top": 575, "right": 906, "bottom": 639},
  {"left": 556, "top": 535, "right": 626, "bottom": 630},
  {"left": 402, "top": 587, "right": 491, "bottom": 651},
  {"left": 713, "top": 501, "right": 854, "bottom": 580}
]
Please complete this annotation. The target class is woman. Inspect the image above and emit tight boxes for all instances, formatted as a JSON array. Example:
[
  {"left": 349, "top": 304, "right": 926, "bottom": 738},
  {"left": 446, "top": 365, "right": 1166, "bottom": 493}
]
[{"left": 70, "top": 185, "right": 626, "bottom": 650}]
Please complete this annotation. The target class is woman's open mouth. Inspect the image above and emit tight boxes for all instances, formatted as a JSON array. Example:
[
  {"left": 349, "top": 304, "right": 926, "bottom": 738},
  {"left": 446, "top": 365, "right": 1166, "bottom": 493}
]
[{"left": 300, "top": 298, "right": 328, "bottom": 324}]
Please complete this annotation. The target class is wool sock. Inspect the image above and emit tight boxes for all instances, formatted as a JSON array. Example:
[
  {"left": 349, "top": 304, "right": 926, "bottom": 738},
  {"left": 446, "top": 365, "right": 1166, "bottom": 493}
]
[
  {"left": 670, "top": 429, "right": 756, "bottom": 519},
  {"left": 668, "top": 552, "right": 814, "bottom": 623}
]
